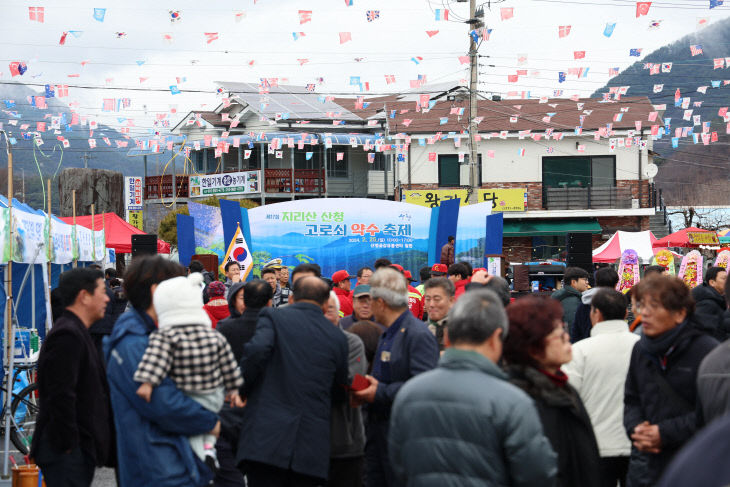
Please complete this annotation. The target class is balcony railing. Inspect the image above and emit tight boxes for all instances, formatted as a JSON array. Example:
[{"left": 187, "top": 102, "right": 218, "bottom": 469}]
[
  {"left": 543, "top": 186, "right": 634, "bottom": 210},
  {"left": 145, "top": 175, "right": 190, "bottom": 200},
  {"left": 144, "top": 169, "right": 326, "bottom": 199},
  {"left": 264, "top": 169, "right": 326, "bottom": 194}
]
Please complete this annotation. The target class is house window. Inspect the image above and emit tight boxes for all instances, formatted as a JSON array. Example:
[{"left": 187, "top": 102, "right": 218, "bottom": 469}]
[
  {"left": 370, "top": 153, "right": 391, "bottom": 171},
  {"left": 438, "top": 154, "right": 482, "bottom": 187},
  {"left": 542, "top": 155, "right": 616, "bottom": 190},
  {"left": 326, "top": 150, "right": 348, "bottom": 178},
  {"left": 294, "top": 149, "right": 320, "bottom": 170}
]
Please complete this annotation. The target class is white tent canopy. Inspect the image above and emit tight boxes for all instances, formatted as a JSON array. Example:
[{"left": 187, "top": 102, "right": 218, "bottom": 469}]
[{"left": 592, "top": 230, "right": 658, "bottom": 263}]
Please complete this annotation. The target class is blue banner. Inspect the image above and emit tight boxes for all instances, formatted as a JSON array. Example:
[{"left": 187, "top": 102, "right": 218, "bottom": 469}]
[
  {"left": 219, "top": 199, "right": 242, "bottom": 251},
  {"left": 176, "top": 214, "right": 195, "bottom": 267},
  {"left": 247, "top": 199, "right": 431, "bottom": 279}
]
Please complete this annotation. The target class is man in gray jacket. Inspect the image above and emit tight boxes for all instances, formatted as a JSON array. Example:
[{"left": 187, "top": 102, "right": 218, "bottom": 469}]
[{"left": 388, "top": 290, "right": 557, "bottom": 486}]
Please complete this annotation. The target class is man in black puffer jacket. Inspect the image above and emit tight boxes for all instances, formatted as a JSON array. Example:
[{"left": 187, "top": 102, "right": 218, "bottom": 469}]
[
  {"left": 691, "top": 266, "right": 727, "bottom": 340},
  {"left": 215, "top": 279, "right": 272, "bottom": 487}
]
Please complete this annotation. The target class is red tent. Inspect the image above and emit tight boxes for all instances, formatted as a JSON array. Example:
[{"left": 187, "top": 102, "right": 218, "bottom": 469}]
[
  {"left": 652, "top": 227, "right": 719, "bottom": 248},
  {"left": 59, "top": 212, "right": 171, "bottom": 254}
]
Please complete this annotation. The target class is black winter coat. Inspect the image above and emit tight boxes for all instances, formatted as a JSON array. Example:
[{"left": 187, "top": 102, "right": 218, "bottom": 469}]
[
  {"left": 31, "top": 310, "right": 114, "bottom": 466},
  {"left": 691, "top": 283, "right": 727, "bottom": 340},
  {"left": 216, "top": 282, "right": 259, "bottom": 363},
  {"left": 624, "top": 323, "right": 719, "bottom": 485},
  {"left": 506, "top": 364, "right": 601, "bottom": 487},
  {"left": 237, "top": 303, "right": 349, "bottom": 479}
]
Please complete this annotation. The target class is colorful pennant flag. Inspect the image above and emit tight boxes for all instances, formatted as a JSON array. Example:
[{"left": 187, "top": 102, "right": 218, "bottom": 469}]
[
  {"left": 558, "top": 25, "right": 571, "bottom": 38},
  {"left": 298, "top": 10, "right": 312, "bottom": 23},
  {"left": 690, "top": 44, "right": 703, "bottom": 56},
  {"left": 339, "top": 32, "right": 352, "bottom": 44},
  {"left": 500, "top": 7, "right": 513, "bottom": 20},
  {"left": 636, "top": 2, "right": 652, "bottom": 17},
  {"left": 28, "top": 7, "right": 44, "bottom": 23},
  {"left": 93, "top": 8, "right": 106, "bottom": 22},
  {"left": 603, "top": 22, "right": 616, "bottom": 37},
  {"left": 204, "top": 32, "right": 219, "bottom": 44},
  {"left": 366, "top": 10, "right": 380, "bottom": 22},
  {"left": 434, "top": 9, "right": 449, "bottom": 20}
]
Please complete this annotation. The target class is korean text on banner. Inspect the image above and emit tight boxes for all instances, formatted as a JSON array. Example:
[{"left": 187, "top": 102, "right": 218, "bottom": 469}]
[
  {"left": 189, "top": 170, "right": 260, "bottom": 197},
  {"left": 49, "top": 219, "right": 74, "bottom": 264},
  {"left": 477, "top": 188, "right": 527, "bottom": 212},
  {"left": 11, "top": 210, "right": 47, "bottom": 263},
  {"left": 247, "top": 199, "right": 430, "bottom": 279},
  {"left": 76, "top": 225, "right": 94, "bottom": 262}
]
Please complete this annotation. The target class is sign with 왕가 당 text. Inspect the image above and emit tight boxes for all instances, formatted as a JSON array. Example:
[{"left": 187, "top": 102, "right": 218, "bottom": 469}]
[
  {"left": 403, "top": 188, "right": 526, "bottom": 212},
  {"left": 189, "top": 170, "right": 260, "bottom": 197}
]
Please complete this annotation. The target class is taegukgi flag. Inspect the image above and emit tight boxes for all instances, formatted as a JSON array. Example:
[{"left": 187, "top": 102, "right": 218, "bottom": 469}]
[{"left": 220, "top": 225, "right": 253, "bottom": 280}]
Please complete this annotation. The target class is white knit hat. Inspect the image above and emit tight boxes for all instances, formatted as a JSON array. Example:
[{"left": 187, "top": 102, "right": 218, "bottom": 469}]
[{"left": 153, "top": 273, "right": 212, "bottom": 329}]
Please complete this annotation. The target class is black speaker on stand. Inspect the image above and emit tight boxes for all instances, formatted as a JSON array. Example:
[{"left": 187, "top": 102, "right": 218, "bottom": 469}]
[
  {"left": 131, "top": 234, "right": 158, "bottom": 258},
  {"left": 566, "top": 233, "right": 593, "bottom": 278}
]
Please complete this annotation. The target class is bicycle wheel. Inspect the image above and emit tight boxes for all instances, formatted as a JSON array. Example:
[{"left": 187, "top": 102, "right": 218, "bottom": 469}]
[{"left": 10, "top": 382, "right": 38, "bottom": 455}]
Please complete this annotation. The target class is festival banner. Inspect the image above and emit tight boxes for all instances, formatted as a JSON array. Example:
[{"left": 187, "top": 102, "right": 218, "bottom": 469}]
[
  {"left": 76, "top": 225, "right": 94, "bottom": 262},
  {"left": 454, "top": 202, "right": 493, "bottom": 268},
  {"left": 125, "top": 176, "right": 144, "bottom": 230},
  {"left": 247, "top": 199, "right": 431, "bottom": 279},
  {"left": 11, "top": 209, "right": 47, "bottom": 263},
  {"left": 94, "top": 229, "right": 105, "bottom": 262},
  {"left": 49, "top": 219, "right": 74, "bottom": 264},
  {"left": 189, "top": 170, "right": 260, "bottom": 198},
  {"left": 188, "top": 201, "right": 225, "bottom": 262},
  {"left": 0, "top": 208, "right": 7, "bottom": 263}
]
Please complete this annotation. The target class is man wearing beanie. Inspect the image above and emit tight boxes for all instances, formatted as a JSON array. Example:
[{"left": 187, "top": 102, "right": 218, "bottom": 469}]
[
  {"left": 134, "top": 273, "right": 244, "bottom": 471},
  {"left": 204, "top": 281, "right": 231, "bottom": 328}
]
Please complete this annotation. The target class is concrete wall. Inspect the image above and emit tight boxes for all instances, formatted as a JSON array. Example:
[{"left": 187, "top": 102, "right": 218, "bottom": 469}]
[{"left": 398, "top": 134, "right": 648, "bottom": 185}]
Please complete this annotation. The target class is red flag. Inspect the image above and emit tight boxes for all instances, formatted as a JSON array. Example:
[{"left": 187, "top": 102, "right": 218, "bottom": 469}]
[
  {"left": 28, "top": 6, "right": 44, "bottom": 22},
  {"left": 458, "top": 56, "right": 470, "bottom": 65},
  {"left": 558, "top": 25, "right": 571, "bottom": 38},
  {"left": 636, "top": 2, "right": 651, "bottom": 17},
  {"left": 675, "top": 88, "right": 680, "bottom": 102},
  {"left": 574, "top": 51, "right": 585, "bottom": 59},
  {"left": 204, "top": 32, "right": 219, "bottom": 44},
  {"left": 59, "top": 32, "right": 68, "bottom": 45},
  {"left": 508, "top": 74, "right": 518, "bottom": 83},
  {"left": 500, "top": 7, "right": 513, "bottom": 20},
  {"left": 339, "top": 32, "right": 352, "bottom": 44},
  {"left": 298, "top": 10, "right": 312, "bottom": 24},
  {"left": 425, "top": 30, "right": 439, "bottom": 37},
  {"left": 384, "top": 74, "right": 396, "bottom": 84}
]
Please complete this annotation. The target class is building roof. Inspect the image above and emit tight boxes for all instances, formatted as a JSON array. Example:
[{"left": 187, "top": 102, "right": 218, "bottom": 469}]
[
  {"left": 215, "top": 81, "right": 363, "bottom": 122},
  {"left": 387, "top": 96, "right": 659, "bottom": 135}
]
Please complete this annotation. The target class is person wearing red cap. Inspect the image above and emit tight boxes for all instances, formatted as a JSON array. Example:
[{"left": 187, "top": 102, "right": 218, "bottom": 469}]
[
  {"left": 390, "top": 265, "right": 424, "bottom": 320},
  {"left": 332, "top": 270, "right": 354, "bottom": 318}
]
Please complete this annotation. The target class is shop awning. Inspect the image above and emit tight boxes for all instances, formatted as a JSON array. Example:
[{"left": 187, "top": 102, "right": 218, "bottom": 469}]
[{"left": 504, "top": 219, "right": 602, "bottom": 237}]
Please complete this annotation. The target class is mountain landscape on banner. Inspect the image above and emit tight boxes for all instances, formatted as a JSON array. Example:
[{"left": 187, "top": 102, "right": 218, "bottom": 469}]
[
  {"left": 593, "top": 17, "right": 730, "bottom": 206},
  {"left": 0, "top": 83, "right": 144, "bottom": 208}
]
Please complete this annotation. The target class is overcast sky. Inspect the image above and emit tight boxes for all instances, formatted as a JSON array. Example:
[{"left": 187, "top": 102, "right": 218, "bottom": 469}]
[{"left": 1, "top": 0, "right": 729, "bottom": 135}]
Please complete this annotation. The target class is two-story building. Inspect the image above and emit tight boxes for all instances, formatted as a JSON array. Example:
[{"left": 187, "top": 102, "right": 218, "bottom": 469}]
[{"left": 136, "top": 82, "right": 668, "bottom": 262}]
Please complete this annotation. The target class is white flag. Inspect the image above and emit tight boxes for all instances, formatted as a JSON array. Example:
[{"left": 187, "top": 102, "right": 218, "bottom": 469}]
[{"left": 220, "top": 225, "right": 253, "bottom": 280}]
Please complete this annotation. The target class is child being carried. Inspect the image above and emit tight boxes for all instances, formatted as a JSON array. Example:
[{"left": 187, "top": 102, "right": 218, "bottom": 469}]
[{"left": 133, "top": 272, "right": 244, "bottom": 471}]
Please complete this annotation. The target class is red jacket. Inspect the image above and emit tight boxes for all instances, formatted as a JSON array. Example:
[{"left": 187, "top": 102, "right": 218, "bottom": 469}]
[
  {"left": 407, "top": 285, "right": 424, "bottom": 320},
  {"left": 334, "top": 287, "right": 354, "bottom": 317},
  {"left": 204, "top": 300, "right": 230, "bottom": 328},
  {"left": 454, "top": 278, "right": 470, "bottom": 299}
]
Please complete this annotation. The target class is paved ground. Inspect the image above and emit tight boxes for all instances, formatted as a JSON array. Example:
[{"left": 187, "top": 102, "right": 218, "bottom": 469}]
[{"left": 0, "top": 440, "right": 116, "bottom": 486}]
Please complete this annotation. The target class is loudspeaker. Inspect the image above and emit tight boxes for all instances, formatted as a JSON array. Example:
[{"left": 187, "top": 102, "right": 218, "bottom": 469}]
[
  {"left": 566, "top": 233, "right": 593, "bottom": 274},
  {"left": 131, "top": 234, "right": 157, "bottom": 257}
]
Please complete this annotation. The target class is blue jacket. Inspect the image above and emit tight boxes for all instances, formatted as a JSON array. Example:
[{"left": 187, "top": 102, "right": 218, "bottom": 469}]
[
  {"left": 103, "top": 309, "right": 218, "bottom": 487},
  {"left": 371, "top": 310, "right": 439, "bottom": 418},
  {"left": 238, "top": 303, "right": 349, "bottom": 479}
]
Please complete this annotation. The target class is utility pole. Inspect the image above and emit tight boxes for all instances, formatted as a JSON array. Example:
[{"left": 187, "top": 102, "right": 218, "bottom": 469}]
[
  {"left": 82, "top": 151, "right": 94, "bottom": 169},
  {"left": 468, "top": 0, "right": 480, "bottom": 204}
]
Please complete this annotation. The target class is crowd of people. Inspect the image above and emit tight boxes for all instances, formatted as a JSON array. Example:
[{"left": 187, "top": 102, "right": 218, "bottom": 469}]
[{"left": 28, "top": 254, "right": 730, "bottom": 487}]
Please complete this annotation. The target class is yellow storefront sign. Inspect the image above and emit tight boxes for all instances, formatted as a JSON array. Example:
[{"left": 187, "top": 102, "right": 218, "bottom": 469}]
[
  {"left": 403, "top": 190, "right": 469, "bottom": 208},
  {"left": 404, "top": 188, "right": 526, "bottom": 212},
  {"left": 477, "top": 188, "right": 527, "bottom": 212},
  {"left": 128, "top": 211, "right": 144, "bottom": 231}
]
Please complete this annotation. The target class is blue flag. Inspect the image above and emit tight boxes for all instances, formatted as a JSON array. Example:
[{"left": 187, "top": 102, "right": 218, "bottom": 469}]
[
  {"left": 671, "top": 137, "right": 679, "bottom": 148},
  {"left": 603, "top": 22, "right": 616, "bottom": 37},
  {"left": 93, "top": 8, "right": 106, "bottom": 22},
  {"left": 710, "top": 0, "right": 723, "bottom": 8},
  {"left": 629, "top": 48, "right": 642, "bottom": 57},
  {"left": 558, "top": 72, "right": 566, "bottom": 83}
]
